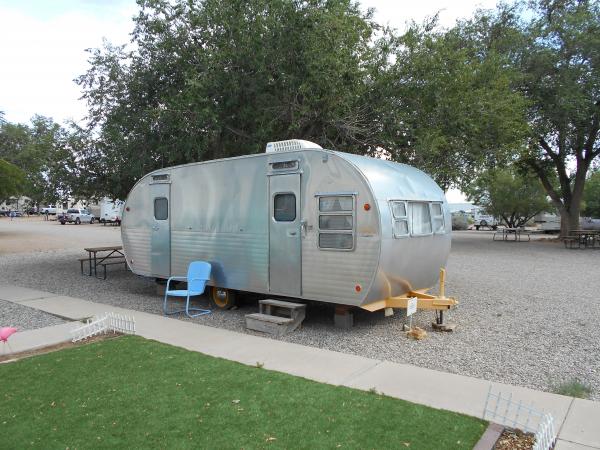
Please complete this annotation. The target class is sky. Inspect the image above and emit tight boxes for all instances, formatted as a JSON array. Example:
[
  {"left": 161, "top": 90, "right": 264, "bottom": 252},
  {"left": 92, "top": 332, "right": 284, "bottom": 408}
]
[{"left": 0, "top": 0, "right": 499, "bottom": 201}]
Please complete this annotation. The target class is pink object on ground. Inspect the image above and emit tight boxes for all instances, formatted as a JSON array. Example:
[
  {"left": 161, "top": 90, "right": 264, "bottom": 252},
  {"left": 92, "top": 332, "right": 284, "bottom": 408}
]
[{"left": 0, "top": 327, "right": 17, "bottom": 342}]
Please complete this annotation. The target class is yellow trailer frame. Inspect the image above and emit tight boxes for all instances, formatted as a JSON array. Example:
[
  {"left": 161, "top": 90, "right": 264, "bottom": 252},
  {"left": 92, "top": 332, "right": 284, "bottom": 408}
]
[{"left": 360, "top": 268, "right": 458, "bottom": 313}]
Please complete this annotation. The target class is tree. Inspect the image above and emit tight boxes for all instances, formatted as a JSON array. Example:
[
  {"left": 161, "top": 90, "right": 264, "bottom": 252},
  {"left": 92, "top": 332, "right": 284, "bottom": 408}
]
[
  {"left": 466, "top": 167, "right": 549, "bottom": 228},
  {"left": 77, "top": 0, "right": 393, "bottom": 199},
  {"left": 519, "top": 0, "right": 600, "bottom": 236},
  {"left": 0, "top": 116, "right": 76, "bottom": 205},
  {"left": 0, "top": 159, "right": 25, "bottom": 201},
  {"left": 583, "top": 170, "right": 600, "bottom": 217},
  {"left": 466, "top": 1, "right": 600, "bottom": 236},
  {"left": 383, "top": 16, "right": 529, "bottom": 190}
]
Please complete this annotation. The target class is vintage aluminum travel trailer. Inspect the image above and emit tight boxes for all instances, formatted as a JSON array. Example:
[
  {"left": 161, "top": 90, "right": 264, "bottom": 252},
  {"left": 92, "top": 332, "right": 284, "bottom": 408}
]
[{"left": 121, "top": 140, "right": 457, "bottom": 314}]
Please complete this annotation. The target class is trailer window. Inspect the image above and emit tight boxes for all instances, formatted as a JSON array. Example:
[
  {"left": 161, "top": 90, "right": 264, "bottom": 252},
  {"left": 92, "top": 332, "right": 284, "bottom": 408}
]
[
  {"left": 431, "top": 203, "right": 445, "bottom": 233},
  {"left": 319, "top": 215, "right": 352, "bottom": 230},
  {"left": 319, "top": 196, "right": 353, "bottom": 212},
  {"left": 317, "top": 195, "right": 355, "bottom": 250},
  {"left": 154, "top": 198, "right": 168, "bottom": 220},
  {"left": 390, "top": 201, "right": 409, "bottom": 238},
  {"left": 410, "top": 202, "right": 432, "bottom": 235},
  {"left": 274, "top": 193, "right": 296, "bottom": 222},
  {"left": 319, "top": 233, "right": 353, "bottom": 250}
]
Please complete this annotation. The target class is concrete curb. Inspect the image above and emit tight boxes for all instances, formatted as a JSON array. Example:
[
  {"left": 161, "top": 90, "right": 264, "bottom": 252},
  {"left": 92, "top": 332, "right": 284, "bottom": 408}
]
[{"left": 473, "top": 423, "right": 504, "bottom": 450}]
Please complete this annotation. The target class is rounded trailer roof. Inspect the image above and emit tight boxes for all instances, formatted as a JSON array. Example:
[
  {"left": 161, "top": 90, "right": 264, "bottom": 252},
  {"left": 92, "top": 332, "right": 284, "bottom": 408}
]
[{"left": 333, "top": 152, "right": 445, "bottom": 202}]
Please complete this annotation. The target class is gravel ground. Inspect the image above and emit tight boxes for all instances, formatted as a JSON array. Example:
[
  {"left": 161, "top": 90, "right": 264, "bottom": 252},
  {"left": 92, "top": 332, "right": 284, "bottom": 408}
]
[
  {"left": 0, "top": 299, "right": 67, "bottom": 331},
  {"left": 0, "top": 231, "right": 599, "bottom": 400}
]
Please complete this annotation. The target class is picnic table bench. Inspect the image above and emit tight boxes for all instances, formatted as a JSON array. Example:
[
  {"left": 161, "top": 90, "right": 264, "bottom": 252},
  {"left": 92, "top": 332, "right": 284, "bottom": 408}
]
[
  {"left": 564, "top": 230, "right": 600, "bottom": 249},
  {"left": 80, "top": 245, "right": 128, "bottom": 279},
  {"left": 493, "top": 227, "right": 531, "bottom": 242}
]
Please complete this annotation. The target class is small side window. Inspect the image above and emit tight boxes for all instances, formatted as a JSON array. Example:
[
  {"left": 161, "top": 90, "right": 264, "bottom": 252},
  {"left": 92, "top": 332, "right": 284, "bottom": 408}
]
[
  {"left": 390, "top": 201, "right": 409, "bottom": 238},
  {"left": 431, "top": 202, "right": 445, "bottom": 233},
  {"left": 319, "top": 196, "right": 353, "bottom": 212},
  {"left": 317, "top": 194, "right": 355, "bottom": 250},
  {"left": 274, "top": 193, "right": 296, "bottom": 222},
  {"left": 154, "top": 197, "right": 168, "bottom": 220}
]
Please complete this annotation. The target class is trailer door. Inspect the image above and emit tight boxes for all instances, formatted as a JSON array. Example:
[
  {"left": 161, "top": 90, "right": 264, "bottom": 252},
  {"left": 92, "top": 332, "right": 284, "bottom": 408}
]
[
  {"left": 269, "top": 174, "right": 301, "bottom": 296},
  {"left": 150, "top": 182, "right": 170, "bottom": 277}
]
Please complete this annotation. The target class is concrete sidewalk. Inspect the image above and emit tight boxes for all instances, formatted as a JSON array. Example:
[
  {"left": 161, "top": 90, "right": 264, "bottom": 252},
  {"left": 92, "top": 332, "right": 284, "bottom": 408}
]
[{"left": 1, "top": 284, "right": 598, "bottom": 449}]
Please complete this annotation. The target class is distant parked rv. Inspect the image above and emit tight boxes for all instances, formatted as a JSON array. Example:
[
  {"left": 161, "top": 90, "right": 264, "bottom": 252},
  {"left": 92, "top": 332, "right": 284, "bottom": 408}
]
[{"left": 534, "top": 212, "right": 561, "bottom": 233}]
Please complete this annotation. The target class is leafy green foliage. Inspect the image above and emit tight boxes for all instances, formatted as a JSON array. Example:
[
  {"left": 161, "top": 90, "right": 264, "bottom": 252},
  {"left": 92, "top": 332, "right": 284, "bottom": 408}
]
[
  {"left": 386, "top": 17, "right": 529, "bottom": 190},
  {"left": 0, "top": 336, "right": 487, "bottom": 449},
  {"left": 482, "top": 0, "right": 600, "bottom": 234},
  {"left": 0, "top": 158, "right": 25, "bottom": 200},
  {"left": 0, "top": 116, "right": 80, "bottom": 205},
  {"left": 583, "top": 171, "right": 600, "bottom": 217},
  {"left": 77, "top": 0, "right": 394, "bottom": 199},
  {"left": 76, "top": 0, "right": 533, "bottom": 198},
  {"left": 466, "top": 168, "right": 549, "bottom": 228}
]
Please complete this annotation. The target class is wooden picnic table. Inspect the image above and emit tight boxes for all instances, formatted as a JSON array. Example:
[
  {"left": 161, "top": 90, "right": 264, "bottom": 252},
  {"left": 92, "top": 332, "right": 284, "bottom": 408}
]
[
  {"left": 493, "top": 227, "right": 531, "bottom": 242},
  {"left": 80, "top": 245, "right": 126, "bottom": 279}
]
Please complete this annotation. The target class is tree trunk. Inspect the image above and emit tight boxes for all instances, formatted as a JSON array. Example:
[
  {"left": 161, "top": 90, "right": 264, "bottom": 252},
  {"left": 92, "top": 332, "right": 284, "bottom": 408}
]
[{"left": 559, "top": 195, "right": 583, "bottom": 237}]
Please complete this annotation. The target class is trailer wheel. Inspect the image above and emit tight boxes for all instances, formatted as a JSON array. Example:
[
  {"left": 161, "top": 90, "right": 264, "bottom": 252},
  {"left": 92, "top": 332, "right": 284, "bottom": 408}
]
[
  {"left": 211, "top": 287, "right": 236, "bottom": 309},
  {"left": 75, "top": 218, "right": 81, "bottom": 225}
]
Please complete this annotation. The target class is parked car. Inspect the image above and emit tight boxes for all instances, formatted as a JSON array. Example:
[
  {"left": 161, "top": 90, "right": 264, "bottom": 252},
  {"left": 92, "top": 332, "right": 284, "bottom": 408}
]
[{"left": 59, "top": 208, "right": 95, "bottom": 225}]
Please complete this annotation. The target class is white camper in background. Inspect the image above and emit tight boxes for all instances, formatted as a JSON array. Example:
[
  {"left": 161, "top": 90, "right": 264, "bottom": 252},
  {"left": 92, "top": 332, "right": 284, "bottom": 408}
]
[
  {"left": 534, "top": 212, "right": 561, "bottom": 233},
  {"left": 101, "top": 198, "right": 124, "bottom": 224},
  {"left": 472, "top": 209, "right": 499, "bottom": 230}
]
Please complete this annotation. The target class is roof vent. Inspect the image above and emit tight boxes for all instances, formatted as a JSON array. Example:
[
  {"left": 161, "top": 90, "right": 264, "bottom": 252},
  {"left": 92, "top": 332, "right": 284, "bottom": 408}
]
[{"left": 265, "top": 139, "right": 322, "bottom": 153}]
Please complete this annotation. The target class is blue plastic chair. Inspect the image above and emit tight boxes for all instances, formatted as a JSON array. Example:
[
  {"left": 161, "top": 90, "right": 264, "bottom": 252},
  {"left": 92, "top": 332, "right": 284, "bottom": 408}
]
[{"left": 163, "top": 261, "right": 212, "bottom": 317}]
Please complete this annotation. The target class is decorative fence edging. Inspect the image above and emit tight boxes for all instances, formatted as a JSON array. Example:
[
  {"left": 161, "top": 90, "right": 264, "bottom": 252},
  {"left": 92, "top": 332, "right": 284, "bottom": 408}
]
[
  {"left": 483, "top": 386, "right": 556, "bottom": 450},
  {"left": 71, "top": 312, "right": 136, "bottom": 342}
]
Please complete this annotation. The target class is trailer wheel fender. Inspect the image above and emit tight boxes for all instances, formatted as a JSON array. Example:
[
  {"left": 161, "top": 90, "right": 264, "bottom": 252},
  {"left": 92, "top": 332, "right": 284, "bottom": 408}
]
[{"left": 211, "top": 287, "right": 236, "bottom": 309}]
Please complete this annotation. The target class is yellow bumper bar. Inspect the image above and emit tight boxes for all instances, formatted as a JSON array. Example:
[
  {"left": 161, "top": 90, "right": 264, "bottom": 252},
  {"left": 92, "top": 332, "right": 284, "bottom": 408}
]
[{"left": 360, "top": 269, "right": 459, "bottom": 312}]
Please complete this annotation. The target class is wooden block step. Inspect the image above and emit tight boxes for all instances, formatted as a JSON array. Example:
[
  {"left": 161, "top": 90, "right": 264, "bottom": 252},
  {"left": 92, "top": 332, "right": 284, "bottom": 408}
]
[
  {"left": 259, "top": 299, "right": 306, "bottom": 309},
  {"left": 245, "top": 313, "right": 294, "bottom": 325},
  {"left": 245, "top": 312, "right": 302, "bottom": 336}
]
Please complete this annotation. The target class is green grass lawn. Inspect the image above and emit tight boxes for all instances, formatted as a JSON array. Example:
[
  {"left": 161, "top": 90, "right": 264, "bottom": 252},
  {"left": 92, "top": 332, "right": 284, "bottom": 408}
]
[{"left": 0, "top": 336, "right": 486, "bottom": 449}]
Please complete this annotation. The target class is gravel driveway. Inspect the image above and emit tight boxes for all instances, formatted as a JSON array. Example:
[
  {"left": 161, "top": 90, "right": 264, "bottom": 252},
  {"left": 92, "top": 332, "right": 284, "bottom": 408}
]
[{"left": 1, "top": 229, "right": 599, "bottom": 400}]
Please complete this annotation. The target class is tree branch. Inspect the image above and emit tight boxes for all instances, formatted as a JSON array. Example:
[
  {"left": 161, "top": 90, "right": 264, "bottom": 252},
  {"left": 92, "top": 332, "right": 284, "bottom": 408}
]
[
  {"left": 584, "top": 102, "right": 600, "bottom": 160},
  {"left": 527, "top": 159, "right": 563, "bottom": 208},
  {"left": 539, "top": 137, "right": 571, "bottom": 203}
]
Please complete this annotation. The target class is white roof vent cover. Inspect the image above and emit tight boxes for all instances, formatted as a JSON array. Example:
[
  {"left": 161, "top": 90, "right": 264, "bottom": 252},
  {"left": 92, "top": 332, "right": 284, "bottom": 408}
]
[{"left": 265, "top": 139, "right": 322, "bottom": 153}]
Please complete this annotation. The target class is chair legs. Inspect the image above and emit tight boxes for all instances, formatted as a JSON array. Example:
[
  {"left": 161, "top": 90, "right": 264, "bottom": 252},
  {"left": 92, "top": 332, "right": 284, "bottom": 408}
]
[
  {"left": 163, "top": 292, "right": 211, "bottom": 318},
  {"left": 184, "top": 295, "right": 211, "bottom": 318}
]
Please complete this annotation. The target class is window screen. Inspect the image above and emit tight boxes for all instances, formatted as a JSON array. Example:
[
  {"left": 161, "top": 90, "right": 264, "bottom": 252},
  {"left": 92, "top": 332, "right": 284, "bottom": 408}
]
[
  {"left": 431, "top": 203, "right": 445, "bottom": 233},
  {"left": 154, "top": 197, "right": 168, "bottom": 220},
  {"left": 319, "top": 233, "right": 353, "bottom": 249},
  {"left": 410, "top": 202, "right": 432, "bottom": 235},
  {"left": 319, "top": 215, "right": 352, "bottom": 230},
  {"left": 319, "top": 196, "right": 353, "bottom": 212},
  {"left": 390, "top": 201, "right": 409, "bottom": 238},
  {"left": 274, "top": 193, "right": 296, "bottom": 222},
  {"left": 317, "top": 195, "right": 355, "bottom": 250}
]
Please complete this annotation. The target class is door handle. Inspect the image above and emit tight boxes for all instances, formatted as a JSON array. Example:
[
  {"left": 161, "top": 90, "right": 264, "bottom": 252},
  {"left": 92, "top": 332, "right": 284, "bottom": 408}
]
[
  {"left": 288, "top": 231, "right": 297, "bottom": 236},
  {"left": 300, "top": 219, "right": 307, "bottom": 237}
]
